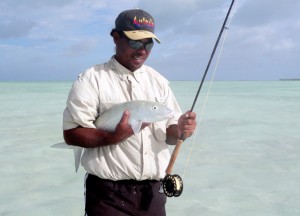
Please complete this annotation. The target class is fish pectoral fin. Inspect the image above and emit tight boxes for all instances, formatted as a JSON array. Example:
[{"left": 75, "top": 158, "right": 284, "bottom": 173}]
[{"left": 130, "top": 119, "right": 143, "bottom": 134}]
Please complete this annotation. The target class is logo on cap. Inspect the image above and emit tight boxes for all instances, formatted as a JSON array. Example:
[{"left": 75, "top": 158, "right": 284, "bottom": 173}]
[{"left": 133, "top": 16, "right": 155, "bottom": 30}]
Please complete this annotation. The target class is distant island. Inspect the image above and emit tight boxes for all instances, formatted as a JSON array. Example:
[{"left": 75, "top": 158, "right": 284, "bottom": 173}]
[{"left": 279, "top": 79, "right": 300, "bottom": 81}]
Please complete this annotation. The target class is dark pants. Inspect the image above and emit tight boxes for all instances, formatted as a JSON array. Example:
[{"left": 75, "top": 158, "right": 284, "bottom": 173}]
[{"left": 84, "top": 174, "right": 167, "bottom": 216}]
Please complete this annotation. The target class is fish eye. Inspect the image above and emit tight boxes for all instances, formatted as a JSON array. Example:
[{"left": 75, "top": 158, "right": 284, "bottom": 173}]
[{"left": 153, "top": 106, "right": 158, "bottom": 110}]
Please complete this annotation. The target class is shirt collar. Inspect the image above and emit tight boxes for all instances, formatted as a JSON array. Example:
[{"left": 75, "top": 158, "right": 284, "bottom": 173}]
[{"left": 108, "top": 56, "right": 143, "bottom": 83}]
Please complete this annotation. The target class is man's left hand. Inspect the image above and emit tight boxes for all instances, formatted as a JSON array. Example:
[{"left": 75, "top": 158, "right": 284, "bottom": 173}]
[{"left": 178, "top": 111, "right": 197, "bottom": 140}]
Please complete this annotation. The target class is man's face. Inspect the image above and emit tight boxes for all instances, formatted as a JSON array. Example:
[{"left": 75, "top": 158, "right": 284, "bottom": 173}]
[{"left": 114, "top": 32, "right": 153, "bottom": 72}]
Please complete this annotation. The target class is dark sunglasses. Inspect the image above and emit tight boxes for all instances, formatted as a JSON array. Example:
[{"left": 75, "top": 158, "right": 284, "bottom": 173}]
[
  {"left": 118, "top": 31, "right": 154, "bottom": 51},
  {"left": 127, "top": 39, "right": 154, "bottom": 51}
]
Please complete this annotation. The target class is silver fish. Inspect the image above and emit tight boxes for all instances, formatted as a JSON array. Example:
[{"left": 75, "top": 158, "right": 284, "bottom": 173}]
[{"left": 52, "top": 100, "right": 174, "bottom": 172}]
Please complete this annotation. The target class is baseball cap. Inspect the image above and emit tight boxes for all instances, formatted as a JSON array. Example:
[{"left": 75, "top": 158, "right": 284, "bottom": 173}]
[{"left": 111, "top": 9, "right": 160, "bottom": 43}]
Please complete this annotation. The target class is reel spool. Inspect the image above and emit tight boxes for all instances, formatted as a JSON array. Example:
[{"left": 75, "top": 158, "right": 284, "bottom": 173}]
[{"left": 162, "top": 174, "right": 183, "bottom": 197}]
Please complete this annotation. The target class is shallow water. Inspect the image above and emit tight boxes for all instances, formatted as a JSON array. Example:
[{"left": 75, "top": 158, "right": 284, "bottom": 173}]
[{"left": 0, "top": 81, "right": 299, "bottom": 215}]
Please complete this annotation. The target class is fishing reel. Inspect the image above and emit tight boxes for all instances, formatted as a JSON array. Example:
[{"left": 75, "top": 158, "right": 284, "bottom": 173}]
[
  {"left": 162, "top": 138, "right": 185, "bottom": 197},
  {"left": 162, "top": 174, "right": 183, "bottom": 197}
]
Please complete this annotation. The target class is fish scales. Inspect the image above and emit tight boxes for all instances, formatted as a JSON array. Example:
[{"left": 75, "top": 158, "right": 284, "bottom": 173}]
[{"left": 94, "top": 101, "right": 138, "bottom": 131}]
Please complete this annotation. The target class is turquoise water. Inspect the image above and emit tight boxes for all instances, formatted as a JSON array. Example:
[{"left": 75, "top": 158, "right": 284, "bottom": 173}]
[{"left": 0, "top": 81, "right": 300, "bottom": 215}]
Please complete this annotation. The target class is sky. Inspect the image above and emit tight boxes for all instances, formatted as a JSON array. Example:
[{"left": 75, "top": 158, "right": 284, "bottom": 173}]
[{"left": 0, "top": 0, "right": 300, "bottom": 81}]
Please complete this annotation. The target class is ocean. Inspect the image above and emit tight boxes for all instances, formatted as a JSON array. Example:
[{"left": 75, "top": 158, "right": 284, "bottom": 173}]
[{"left": 0, "top": 81, "right": 299, "bottom": 216}]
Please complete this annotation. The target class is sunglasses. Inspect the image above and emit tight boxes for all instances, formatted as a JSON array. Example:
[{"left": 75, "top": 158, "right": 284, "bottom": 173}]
[
  {"left": 127, "top": 39, "right": 154, "bottom": 51},
  {"left": 118, "top": 31, "right": 154, "bottom": 51}
]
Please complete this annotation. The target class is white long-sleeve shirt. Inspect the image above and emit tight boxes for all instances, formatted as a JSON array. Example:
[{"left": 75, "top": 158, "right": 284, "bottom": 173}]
[{"left": 63, "top": 57, "right": 182, "bottom": 180}]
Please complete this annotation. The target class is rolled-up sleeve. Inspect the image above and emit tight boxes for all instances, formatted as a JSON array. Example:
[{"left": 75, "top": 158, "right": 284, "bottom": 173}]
[{"left": 63, "top": 73, "right": 99, "bottom": 130}]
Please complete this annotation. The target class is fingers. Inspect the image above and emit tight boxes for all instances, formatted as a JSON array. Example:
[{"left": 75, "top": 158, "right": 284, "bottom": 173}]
[
  {"left": 120, "top": 110, "right": 130, "bottom": 125},
  {"left": 118, "top": 111, "right": 150, "bottom": 134},
  {"left": 178, "top": 111, "right": 197, "bottom": 139},
  {"left": 112, "top": 111, "right": 134, "bottom": 143},
  {"left": 180, "top": 111, "right": 196, "bottom": 126},
  {"left": 183, "top": 111, "right": 196, "bottom": 120}
]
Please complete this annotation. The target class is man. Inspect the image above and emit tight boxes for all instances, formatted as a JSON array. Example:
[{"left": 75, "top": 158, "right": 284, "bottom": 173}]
[{"left": 63, "top": 9, "right": 196, "bottom": 216}]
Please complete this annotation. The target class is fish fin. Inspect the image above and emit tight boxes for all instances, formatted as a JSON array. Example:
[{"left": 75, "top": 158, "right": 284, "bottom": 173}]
[
  {"left": 52, "top": 142, "right": 82, "bottom": 173},
  {"left": 130, "top": 119, "right": 143, "bottom": 134},
  {"left": 51, "top": 142, "right": 72, "bottom": 149},
  {"left": 73, "top": 147, "right": 83, "bottom": 173}
]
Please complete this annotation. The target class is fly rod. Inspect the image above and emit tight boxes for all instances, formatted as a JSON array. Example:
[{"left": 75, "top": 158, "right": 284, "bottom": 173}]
[{"left": 162, "top": 0, "right": 236, "bottom": 197}]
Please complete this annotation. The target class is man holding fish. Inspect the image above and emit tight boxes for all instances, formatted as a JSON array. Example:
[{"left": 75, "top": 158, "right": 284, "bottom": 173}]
[{"left": 62, "top": 8, "right": 196, "bottom": 216}]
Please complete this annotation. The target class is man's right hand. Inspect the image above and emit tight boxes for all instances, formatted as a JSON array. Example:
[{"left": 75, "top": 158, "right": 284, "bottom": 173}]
[{"left": 112, "top": 110, "right": 135, "bottom": 143}]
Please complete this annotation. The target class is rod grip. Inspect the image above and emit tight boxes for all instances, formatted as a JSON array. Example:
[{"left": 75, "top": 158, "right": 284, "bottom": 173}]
[{"left": 165, "top": 139, "right": 184, "bottom": 175}]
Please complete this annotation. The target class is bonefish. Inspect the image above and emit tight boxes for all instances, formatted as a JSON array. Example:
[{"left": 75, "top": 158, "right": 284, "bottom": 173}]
[{"left": 52, "top": 100, "right": 174, "bottom": 172}]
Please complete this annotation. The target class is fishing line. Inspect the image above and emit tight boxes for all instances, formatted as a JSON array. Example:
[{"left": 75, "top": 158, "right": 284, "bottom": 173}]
[
  {"left": 162, "top": 0, "right": 238, "bottom": 197},
  {"left": 183, "top": 0, "right": 239, "bottom": 178}
]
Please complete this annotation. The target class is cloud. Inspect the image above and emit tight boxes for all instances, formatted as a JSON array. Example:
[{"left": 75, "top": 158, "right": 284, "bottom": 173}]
[
  {"left": 64, "top": 38, "right": 98, "bottom": 56},
  {"left": 139, "top": 0, "right": 230, "bottom": 36},
  {"left": 0, "top": 0, "right": 73, "bottom": 10},
  {"left": 0, "top": 20, "right": 37, "bottom": 39},
  {"left": 234, "top": 0, "right": 300, "bottom": 27},
  {"left": 1, "top": 0, "right": 300, "bottom": 81}
]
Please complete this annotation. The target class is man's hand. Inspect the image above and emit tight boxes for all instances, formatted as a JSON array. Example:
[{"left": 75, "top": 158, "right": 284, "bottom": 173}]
[
  {"left": 113, "top": 110, "right": 135, "bottom": 143},
  {"left": 177, "top": 111, "right": 197, "bottom": 140}
]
